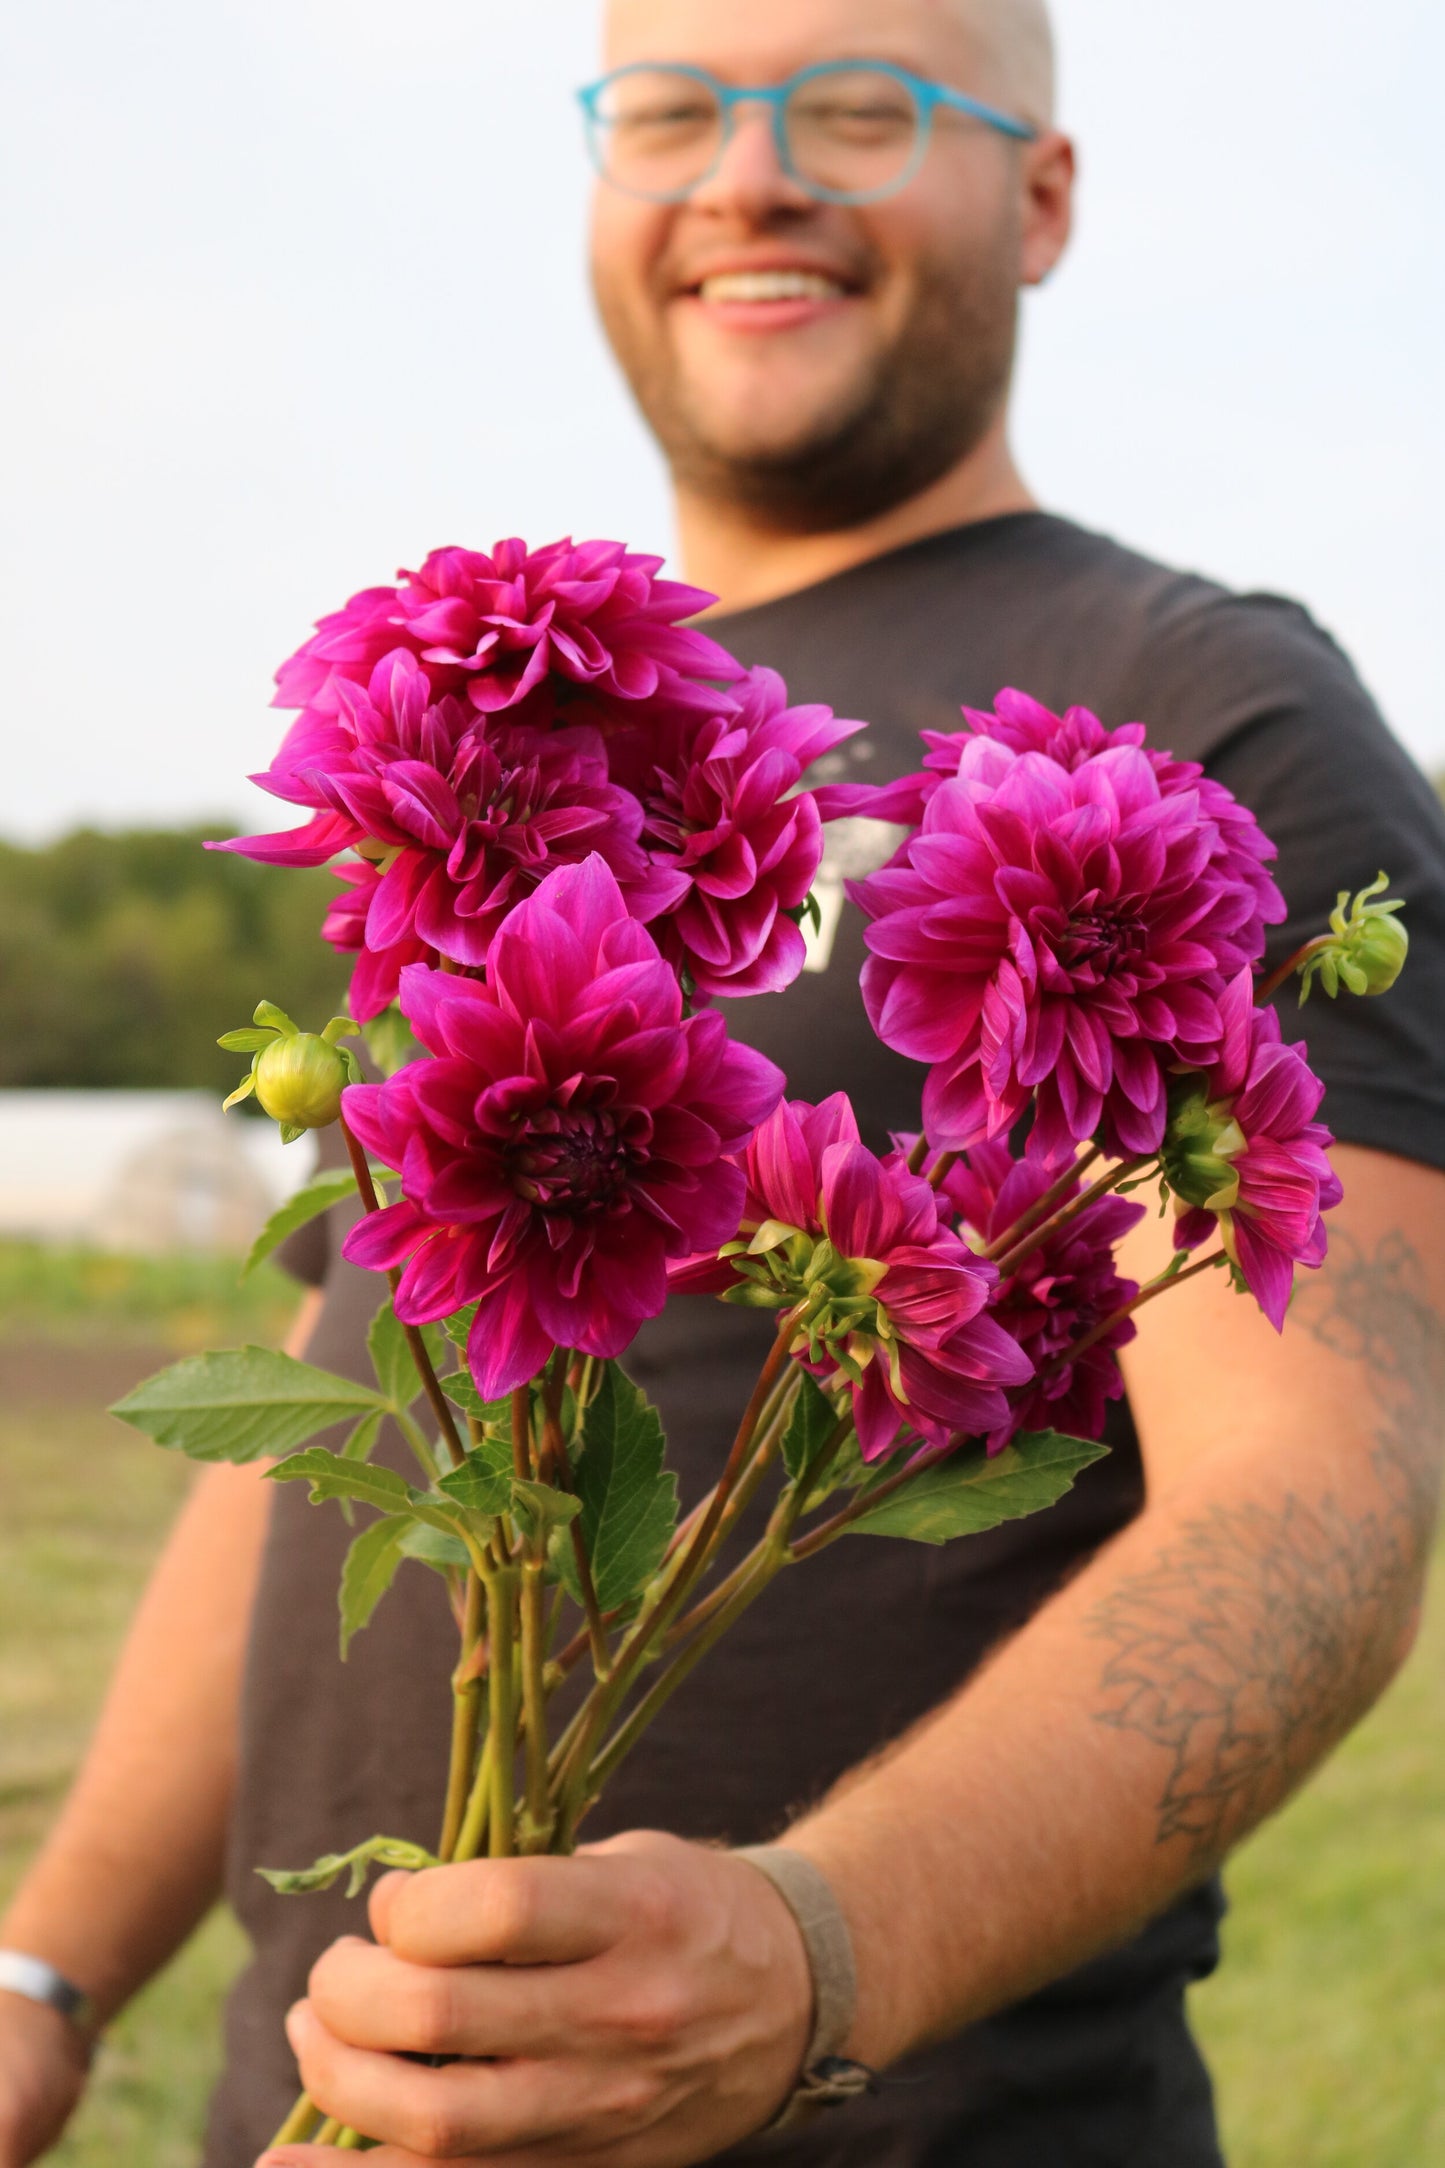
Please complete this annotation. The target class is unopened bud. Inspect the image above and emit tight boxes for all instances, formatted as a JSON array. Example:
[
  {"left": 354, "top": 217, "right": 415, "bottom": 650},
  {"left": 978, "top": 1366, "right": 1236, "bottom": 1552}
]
[
  {"left": 219, "top": 1004, "right": 360, "bottom": 1143},
  {"left": 1300, "top": 874, "right": 1409, "bottom": 1004},
  {"left": 255, "top": 1033, "right": 350, "bottom": 1131},
  {"left": 1161, "top": 1078, "right": 1245, "bottom": 1214}
]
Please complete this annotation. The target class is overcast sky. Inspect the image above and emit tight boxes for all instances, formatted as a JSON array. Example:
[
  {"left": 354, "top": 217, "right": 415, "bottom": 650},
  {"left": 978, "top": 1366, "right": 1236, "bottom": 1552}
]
[{"left": 3, "top": 0, "right": 1441, "bottom": 843}]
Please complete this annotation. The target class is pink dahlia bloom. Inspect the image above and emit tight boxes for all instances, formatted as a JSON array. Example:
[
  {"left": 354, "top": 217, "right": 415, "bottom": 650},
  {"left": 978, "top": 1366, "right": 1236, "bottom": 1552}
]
[
  {"left": 853, "top": 731, "right": 1276, "bottom": 1163},
  {"left": 272, "top": 536, "right": 741, "bottom": 727},
  {"left": 619, "top": 669, "right": 863, "bottom": 997},
  {"left": 217, "top": 651, "right": 653, "bottom": 1018},
  {"left": 930, "top": 1138, "right": 1144, "bottom": 1449},
  {"left": 672, "top": 1095, "right": 1033, "bottom": 1461},
  {"left": 1168, "top": 969, "right": 1342, "bottom": 1330},
  {"left": 339, "top": 857, "right": 784, "bottom": 1397},
  {"left": 818, "top": 690, "right": 1285, "bottom": 970}
]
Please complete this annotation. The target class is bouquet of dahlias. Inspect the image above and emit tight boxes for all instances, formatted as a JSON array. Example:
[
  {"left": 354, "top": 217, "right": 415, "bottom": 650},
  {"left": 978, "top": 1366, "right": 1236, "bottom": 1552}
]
[{"left": 111, "top": 539, "right": 1407, "bottom": 2152}]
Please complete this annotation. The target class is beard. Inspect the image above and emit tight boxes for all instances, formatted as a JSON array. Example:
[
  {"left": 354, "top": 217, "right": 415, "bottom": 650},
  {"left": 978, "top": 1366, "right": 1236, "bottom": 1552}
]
[{"left": 595, "top": 236, "right": 1021, "bottom": 535}]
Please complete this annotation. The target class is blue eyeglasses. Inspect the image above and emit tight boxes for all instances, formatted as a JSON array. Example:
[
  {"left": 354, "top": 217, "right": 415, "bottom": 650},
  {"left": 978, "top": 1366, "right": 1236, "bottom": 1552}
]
[{"left": 577, "top": 60, "right": 1037, "bottom": 208}]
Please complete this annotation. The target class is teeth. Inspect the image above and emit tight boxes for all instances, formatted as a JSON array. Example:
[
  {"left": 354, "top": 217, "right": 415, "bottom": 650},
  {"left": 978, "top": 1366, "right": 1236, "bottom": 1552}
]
[{"left": 698, "top": 271, "right": 845, "bottom": 304}]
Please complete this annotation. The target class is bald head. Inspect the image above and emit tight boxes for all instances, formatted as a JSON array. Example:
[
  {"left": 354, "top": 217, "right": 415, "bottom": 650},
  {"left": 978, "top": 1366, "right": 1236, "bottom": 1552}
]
[{"left": 955, "top": 0, "right": 1055, "bottom": 129}]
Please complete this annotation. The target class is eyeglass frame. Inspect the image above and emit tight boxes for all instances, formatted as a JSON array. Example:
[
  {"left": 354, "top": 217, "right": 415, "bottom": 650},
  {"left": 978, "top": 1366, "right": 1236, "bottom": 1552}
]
[{"left": 576, "top": 59, "right": 1038, "bottom": 208}]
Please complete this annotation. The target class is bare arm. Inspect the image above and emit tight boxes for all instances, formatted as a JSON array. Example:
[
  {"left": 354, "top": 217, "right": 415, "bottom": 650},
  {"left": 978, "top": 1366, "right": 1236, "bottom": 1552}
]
[{"left": 0, "top": 1288, "right": 321, "bottom": 2166}]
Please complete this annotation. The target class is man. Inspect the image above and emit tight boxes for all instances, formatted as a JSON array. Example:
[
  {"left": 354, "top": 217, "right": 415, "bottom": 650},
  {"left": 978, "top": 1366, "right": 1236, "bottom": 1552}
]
[{"left": 3, "top": 0, "right": 1444, "bottom": 2162}]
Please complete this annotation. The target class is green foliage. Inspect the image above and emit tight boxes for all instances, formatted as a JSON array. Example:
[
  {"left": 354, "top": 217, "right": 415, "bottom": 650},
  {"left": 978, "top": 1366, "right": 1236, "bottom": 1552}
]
[
  {"left": 256, "top": 1834, "right": 439, "bottom": 1900},
  {"left": 338, "top": 1515, "right": 413, "bottom": 1655},
  {"left": 436, "top": 1438, "right": 515, "bottom": 1517},
  {"left": 366, "top": 1301, "right": 445, "bottom": 1411},
  {"left": 241, "top": 1168, "right": 359, "bottom": 1280},
  {"left": 845, "top": 1431, "right": 1109, "bottom": 1544},
  {"left": 780, "top": 1372, "right": 845, "bottom": 1489},
  {"left": 109, "top": 1348, "right": 384, "bottom": 1463},
  {"left": 0, "top": 825, "right": 349, "bottom": 1091},
  {"left": 271, "top": 1446, "right": 413, "bottom": 1514},
  {"left": 561, "top": 1363, "right": 678, "bottom": 1612}
]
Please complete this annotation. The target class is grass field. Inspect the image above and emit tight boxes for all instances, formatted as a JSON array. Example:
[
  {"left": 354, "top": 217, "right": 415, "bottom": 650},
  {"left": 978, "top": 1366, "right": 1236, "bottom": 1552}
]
[{"left": 1, "top": 1243, "right": 1442, "bottom": 2165}]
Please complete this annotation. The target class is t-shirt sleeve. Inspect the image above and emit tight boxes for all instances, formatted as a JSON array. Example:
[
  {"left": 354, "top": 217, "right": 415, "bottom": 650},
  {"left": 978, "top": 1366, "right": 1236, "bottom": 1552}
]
[{"left": 1175, "top": 601, "right": 1445, "bottom": 1174}]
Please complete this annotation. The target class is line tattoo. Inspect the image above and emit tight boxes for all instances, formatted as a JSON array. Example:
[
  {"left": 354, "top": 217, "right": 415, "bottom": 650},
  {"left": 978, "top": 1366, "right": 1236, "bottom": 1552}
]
[{"left": 1086, "top": 1228, "right": 1444, "bottom": 1863}]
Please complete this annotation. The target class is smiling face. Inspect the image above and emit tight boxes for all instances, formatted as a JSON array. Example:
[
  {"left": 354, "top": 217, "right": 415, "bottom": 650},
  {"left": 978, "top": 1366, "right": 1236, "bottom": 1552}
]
[{"left": 592, "top": 0, "right": 1065, "bottom": 534}]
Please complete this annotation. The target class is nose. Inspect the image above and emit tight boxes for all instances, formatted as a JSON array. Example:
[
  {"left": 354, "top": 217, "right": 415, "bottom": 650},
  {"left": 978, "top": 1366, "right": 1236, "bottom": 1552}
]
[{"left": 686, "top": 96, "right": 814, "bottom": 220}]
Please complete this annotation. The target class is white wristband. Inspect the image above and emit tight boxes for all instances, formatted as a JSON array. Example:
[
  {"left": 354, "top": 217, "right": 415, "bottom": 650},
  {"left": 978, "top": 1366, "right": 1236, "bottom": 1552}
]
[{"left": 0, "top": 1950, "right": 98, "bottom": 2039}]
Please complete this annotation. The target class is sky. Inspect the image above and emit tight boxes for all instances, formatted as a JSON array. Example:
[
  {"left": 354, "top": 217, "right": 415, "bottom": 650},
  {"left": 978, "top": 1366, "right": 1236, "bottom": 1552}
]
[{"left": 2, "top": 0, "right": 1441, "bottom": 843}]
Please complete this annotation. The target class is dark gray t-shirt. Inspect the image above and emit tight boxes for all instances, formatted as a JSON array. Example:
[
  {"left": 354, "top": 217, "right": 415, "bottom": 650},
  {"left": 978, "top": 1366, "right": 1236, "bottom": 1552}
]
[{"left": 205, "top": 514, "right": 1445, "bottom": 2168}]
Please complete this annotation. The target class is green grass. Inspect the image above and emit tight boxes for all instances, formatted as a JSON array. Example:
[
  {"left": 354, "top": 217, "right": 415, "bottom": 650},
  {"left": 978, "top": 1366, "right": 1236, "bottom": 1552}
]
[{"left": 0, "top": 1246, "right": 1442, "bottom": 2163}]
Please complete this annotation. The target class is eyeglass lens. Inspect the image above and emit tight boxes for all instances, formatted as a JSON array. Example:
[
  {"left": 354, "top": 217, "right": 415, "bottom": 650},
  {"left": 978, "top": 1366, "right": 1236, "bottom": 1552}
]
[{"left": 591, "top": 67, "right": 924, "bottom": 203}]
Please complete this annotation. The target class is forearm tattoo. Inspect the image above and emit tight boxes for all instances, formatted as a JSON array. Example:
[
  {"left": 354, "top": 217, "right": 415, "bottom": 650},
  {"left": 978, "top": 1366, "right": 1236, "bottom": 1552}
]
[{"left": 1087, "top": 1229, "right": 1444, "bottom": 1863}]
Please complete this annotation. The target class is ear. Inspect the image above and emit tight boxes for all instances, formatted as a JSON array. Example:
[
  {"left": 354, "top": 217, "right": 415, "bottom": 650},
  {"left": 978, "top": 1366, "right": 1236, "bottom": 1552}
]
[{"left": 1020, "top": 130, "right": 1076, "bottom": 287}]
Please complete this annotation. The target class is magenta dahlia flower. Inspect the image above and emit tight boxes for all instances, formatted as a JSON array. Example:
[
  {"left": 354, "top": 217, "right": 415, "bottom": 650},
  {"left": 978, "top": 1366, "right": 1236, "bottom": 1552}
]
[
  {"left": 853, "top": 730, "right": 1279, "bottom": 1163},
  {"left": 617, "top": 669, "right": 862, "bottom": 997},
  {"left": 671, "top": 1095, "right": 1033, "bottom": 1461},
  {"left": 216, "top": 650, "right": 654, "bottom": 1018},
  {"left": 818, "top": 691, "right": 1284, "bottom": 973},
  {"left": 929, "top": 1138, "right": 1144, "bottom": 1449},
  {"left": 1166, "top": 969, "right": 1342, "bottom": 1330},
  {"left": 339, "top": 857, "right": 784, "bottom": 1396},
  {"left": 272, "top": 536, "right": 740, "bottom": 728},
  {"left": 320, "top": 861, "right": 431, "bottom": 1021}
]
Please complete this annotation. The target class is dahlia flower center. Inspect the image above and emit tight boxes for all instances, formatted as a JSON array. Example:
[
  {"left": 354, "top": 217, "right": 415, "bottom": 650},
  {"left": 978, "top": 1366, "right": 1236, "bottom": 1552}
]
[
  {"left": 1060, "top": 903, "right": 1147, "bottom": 980},
  {"left": 506, "top": 1104, "right": 635, "bottom": 1214}
]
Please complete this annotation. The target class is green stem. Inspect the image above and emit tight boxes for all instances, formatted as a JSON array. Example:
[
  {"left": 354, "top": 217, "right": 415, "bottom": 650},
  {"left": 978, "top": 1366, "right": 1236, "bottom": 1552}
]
[
  {"left": 484, "top": 1570, "right": 520, "bottom": 1858},
  {"left": 544, "top": 1368, "right": 612, "bottom": 1679},
  {"left": 438, "top": 1571, "right": 485, "bottom": 1861},
  {"left": 453, "top": 1726, "right": 494, "bottom": 1864},
  {"left": 927, "top": 1150, "right": 960, "bottom": 1191},
  {"left": 1257, "top": 935, "right": 1331, "bottom": 1005},
  {"left": 267, "top": 2092, "right": 323, "bottom": 2146},
  {"left": 520, "top": 1560, "right": 552, "bottom": 1850}
]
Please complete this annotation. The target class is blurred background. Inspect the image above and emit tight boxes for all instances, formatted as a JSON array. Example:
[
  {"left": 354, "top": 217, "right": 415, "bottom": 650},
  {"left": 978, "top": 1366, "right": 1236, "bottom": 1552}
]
[{"left": 2, "top": 3, "right": 1441, "bottom": 2162}]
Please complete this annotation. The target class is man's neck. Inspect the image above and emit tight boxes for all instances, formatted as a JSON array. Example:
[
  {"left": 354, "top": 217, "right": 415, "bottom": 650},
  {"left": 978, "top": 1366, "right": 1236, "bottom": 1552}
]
[{"left": 675, "top": 420, "right": 1036, "bottom": 616}]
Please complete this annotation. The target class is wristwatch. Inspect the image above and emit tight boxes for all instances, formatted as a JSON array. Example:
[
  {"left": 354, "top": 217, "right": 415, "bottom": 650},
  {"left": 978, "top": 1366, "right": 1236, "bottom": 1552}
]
[{"left": 0, "top": 1951, "right": 99, "bottom": 2041}]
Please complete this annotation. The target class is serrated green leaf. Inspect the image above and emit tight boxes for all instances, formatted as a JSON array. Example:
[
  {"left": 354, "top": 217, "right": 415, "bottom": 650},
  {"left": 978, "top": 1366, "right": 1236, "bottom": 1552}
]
[
  {"left": 339, "top": 1515, "right": 411, "bottom": 1655},
  {"left": 268, "top": 1448, "right": 413, "bottom": 1514},
  {"left": 367, "top": 1301, "right": 446, "bottom": 1411},
  {"left": 109, "top": 1349, "right": 385, "bottom": 1464},
  {"left": 398, "top": 1523, "right": 471, "bottom": 1572},
  {"left": 439, "top": 1370, "right": 511, "bottom": 1428},
  {"left": 240, "top": 1168, "right": 360, "bottom": 1280},
  {"left": 780, "top": 1373, "right": 845, "bottom": 1487},
  {"left": 443, "top": 1302, "right": 480, "bottom": 1352},
  {"left": 844, "top": 1431, "right": 1109, "bottom": 1545},
  {"left": 560, "top": 1364, "right": 678, "bottom": 1613},
  {"left": 437, "top": 1439, "right": 514, "bottom": 1517}
]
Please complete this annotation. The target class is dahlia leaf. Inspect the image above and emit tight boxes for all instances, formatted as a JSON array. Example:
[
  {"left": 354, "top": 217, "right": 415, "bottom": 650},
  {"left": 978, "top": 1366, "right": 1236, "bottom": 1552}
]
[
  {"left": 110, "top": 1349, "right": 386, "bottom": 1464},
  {"left": 367, "top": 1299, "right": 447, "bottom": 1412},
  {"left": 339, "top": 1514, "right": 412, "bottom": 1656},
  {"left": 511, "top": 1479, "right": 583, "bottom": 1542},
  {"left": 240, "top": 1168, "right": 362, "bottom": 1281},
  {"left": 398, "top": 1524, "right": 472, "bottom": 1573},
  {"left": 269, "top": 1448, "right": 413, "bottom": 1515},
  {"left": 342, "top": 1410, "right": 385, "bottom": 1463},
  {"left": 845, "top": 1431, "right": 1109, "bottom": 1546},
  {"left": 437, "top": 1441, "right": 514, "bottom": 1518},
  {"left": 780, "top": 1372, "right": 846, "bottom": 1492},
  {"left": 561, "top": 1364, "right": 678, "bottom": 1614},
  {"left": 438, "top": 1369, "right": 511, "bottom": 1430},
  {"left": 257, "top": 1834, "right": 438, "bottom": 1900}
]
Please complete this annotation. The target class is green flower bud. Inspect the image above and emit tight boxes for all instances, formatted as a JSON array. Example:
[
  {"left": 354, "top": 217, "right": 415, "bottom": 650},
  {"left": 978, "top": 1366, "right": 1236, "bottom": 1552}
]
[
  {"left": 254, "top": 1033, "right": 351, "bottom": 1133},
  {"left": 219, "top": 1003, "right": 360, "bottom": 1143},
  {"left": 1161, "top": 1078, "right": 1245, "bottom": 1214},
  {"left": 1299, "top": 874, "right": 1409, "bottom": 1005}
]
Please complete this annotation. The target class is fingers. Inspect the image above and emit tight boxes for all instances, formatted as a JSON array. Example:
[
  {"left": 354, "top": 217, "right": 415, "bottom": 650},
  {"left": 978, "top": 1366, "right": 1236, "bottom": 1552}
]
[
  {"left": 369, "top": 1857, "right": 639, "bottom": 1969},
  {"left": 307, "top": 1937, "right": 592, "bottom": 2061},
  {"left": 282, "top": 1998, "right": 619, "bottom": 2158}
]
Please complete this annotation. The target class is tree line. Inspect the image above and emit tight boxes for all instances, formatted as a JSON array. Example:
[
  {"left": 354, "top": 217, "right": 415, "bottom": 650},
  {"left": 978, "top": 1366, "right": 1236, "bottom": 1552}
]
[{"left": 0, "top": 827, "right": 350, "bottom": 1094}]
